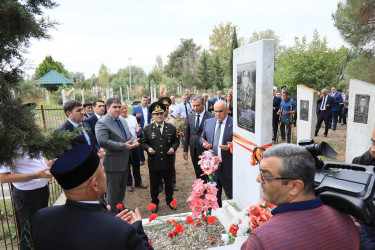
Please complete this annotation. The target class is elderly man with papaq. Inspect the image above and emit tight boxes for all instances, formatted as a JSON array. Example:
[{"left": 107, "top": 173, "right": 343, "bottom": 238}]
[
  {"left": 31, "top": 144, "right": 152, "bottom": 250},
  {"left": 241, "top": 143, "right": 360, "bottom": 250}
]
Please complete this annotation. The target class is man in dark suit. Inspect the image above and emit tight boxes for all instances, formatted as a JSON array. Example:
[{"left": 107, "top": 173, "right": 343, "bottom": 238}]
[
  {"left": 132, "top": 95, "right": 151, "bottom": 165},
  {"left": 83, "top": 102, "right": 93, "bottom": 118},
  {"left": 272, "top": 89, "right": 281, "bottom": 143},
  {"left": 200, "top": 100, "right": 233, "bottom": 207},
  {"left": 315, "top": 89, "right": 334, "bottom": 137},
  {"left": 141, "top": 102, "right": 180, "bottom": 213},
  {"left": 95, "top": 98, "right": 140, "bottom": 212},
  {"left": 83, "top": 100, "right": 105, "bottom": 145},
  {"left": 32, "top": 145, "right": 152, "bottom": 249},
  {"left": 55, "top": 100, "right": 104, "bottom": 157},
  {"left": 202, "top": 93, "right": 214, "bottom": 112},
  {"left": 212, "top": 90, "right": 225, "bottom": 105},
  {"left": 329, "top": 86, "right": 343, "bottom": 131},
  {"left": 183, "top": 96, "right": 214, "bottom": 181}
]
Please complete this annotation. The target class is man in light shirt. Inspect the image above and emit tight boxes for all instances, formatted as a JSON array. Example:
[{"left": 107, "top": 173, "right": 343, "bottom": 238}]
[
  {"left": 177, "top": 95, "right": 192, "bottom": 120},
  {"left": 169, "top": 96, "right": 178, "bottom": 117}
]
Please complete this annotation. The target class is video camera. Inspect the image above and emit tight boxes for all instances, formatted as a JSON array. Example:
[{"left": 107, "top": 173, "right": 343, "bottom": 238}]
[{"left": 299, "top": 139, "right": 375, "bottom": 224}]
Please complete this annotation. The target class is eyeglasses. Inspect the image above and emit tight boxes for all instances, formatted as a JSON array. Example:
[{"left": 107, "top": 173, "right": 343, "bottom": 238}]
[{"left": 259, "top": 171, "right": 297, "bottom": 182}]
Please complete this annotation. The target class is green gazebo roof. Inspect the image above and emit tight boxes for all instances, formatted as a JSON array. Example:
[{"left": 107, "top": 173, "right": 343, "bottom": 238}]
[{"left": 37, "top": 70, "right": 73, "bottom": 85}]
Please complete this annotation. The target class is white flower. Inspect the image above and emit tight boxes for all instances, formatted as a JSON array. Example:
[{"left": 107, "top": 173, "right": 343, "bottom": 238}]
[{"left": 221, "top": 234, "right": 229, "bottom": 245}]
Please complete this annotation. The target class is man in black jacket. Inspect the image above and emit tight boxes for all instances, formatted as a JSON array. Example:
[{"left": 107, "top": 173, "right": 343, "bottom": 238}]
[
  {"left": 314, "top": 89, "right": 334, "bottom": 137},
  {"left": 32, "top": 144, "right": 152, "bottom": 250},
  {"left": 141, "top": 102, "right": 180, "bottom": 213}
]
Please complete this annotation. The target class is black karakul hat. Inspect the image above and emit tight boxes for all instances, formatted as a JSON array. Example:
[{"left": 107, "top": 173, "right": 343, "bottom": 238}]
[
  {"left": 158, "top": 97, "right": 171, "bottom": 106},
  {"left": 51, "top": 144, "right": 100, "bottom": 190},
  {"left": 83, "top": 102, "right": 92, "bottom": 107},
  {"left": 149, "top": 102, "right": 166, "bottom": 114}
]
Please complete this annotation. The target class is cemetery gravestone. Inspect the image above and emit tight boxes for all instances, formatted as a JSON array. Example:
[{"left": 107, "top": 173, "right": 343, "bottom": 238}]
[
  {"left": 297, "top": 85, "right": 317, "bottom": 143},
  {"left": 345, "top": 79, "right": 375, "bottom": 163}
]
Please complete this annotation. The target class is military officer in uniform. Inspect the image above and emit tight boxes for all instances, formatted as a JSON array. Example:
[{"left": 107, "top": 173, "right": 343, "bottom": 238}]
[{"left": 141, "top": 102, "right": 180, "bottom": 213}]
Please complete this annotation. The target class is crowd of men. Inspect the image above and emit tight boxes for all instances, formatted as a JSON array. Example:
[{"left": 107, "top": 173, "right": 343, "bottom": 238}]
[{"left": 1, "top": 86, "right": 374, "bottom": 249}]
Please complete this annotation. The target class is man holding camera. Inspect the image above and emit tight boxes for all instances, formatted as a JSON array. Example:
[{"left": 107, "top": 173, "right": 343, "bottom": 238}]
[
  {"left": 352, "top": 128, "right": 375, "bottom": 249},
  {"left": 241, "top": 144, "right": 360, "bottom": 249}
]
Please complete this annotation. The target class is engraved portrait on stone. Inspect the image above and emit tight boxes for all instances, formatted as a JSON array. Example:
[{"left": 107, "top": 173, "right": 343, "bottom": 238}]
[
  {"left": 354, "top": 94, "right": 370, "bottom": 124},
  {"left": 300, "top": 100, "right": 309, "bottom": 121},
  {"left": 237, "top": 62, "right": 256, "bottom": 133}
]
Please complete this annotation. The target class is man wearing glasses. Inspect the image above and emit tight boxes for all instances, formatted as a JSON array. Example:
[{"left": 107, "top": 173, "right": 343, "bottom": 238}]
[
  {"left": 241, "top": 144, "right": 360, "bottom": 249},
  {"left": 352, "top": 128, "right": 375, "bottom": 249}
]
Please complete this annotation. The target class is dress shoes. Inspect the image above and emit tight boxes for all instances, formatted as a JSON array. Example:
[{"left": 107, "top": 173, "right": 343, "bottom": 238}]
[
  {"left": 314, "top": 133, "right": 318, "bottom": 137},
  {"left": 167, "top": 204, "right": 177, "bottom": 211},
  {"left": 127, "top": 186, "right": 134, "bottom": 192},
  {"left": 151, "top": 205, "right": 158, "bottom": 213},
  {"left": 324, "top": 134, "right": 328, "bottom": 137},
  {"left": 135, "top": 183, "right": 148, "bottom": 189},
  {"left": 159, "top": 184, "right": 163, "bottom": 193},
  {"left": 173, "top": 185, "right": 179, "bottom": 191}
]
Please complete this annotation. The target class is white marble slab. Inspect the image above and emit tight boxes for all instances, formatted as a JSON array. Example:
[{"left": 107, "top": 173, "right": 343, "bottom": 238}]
[{"left": 297, "top": 85, "right": 318, "bottom": 143}]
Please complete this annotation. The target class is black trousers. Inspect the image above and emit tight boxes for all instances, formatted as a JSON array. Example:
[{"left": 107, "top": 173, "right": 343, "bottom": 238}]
[
  {"left": 12, "top": 185, "right": 49, "bottom": 250},
  {"left": 315, "top": 110, "right": 331, "bottom": 136},
  {"left": 272, "top": 118, "right": 279, "bottom": 140},
  {"left": 149, "top": 168, "right": 173, "bottom": 205},
  {"left": 213, "top": 171, "right": 233, "bottom": 208},
  {"left": 191, "top": 149, "right": 207, "bottom": 182},
  {"left": 127, "top": 147, "right": 142, "bottom": 186},
  {"left": 159, "top": 153, "right": 176, "bottom": 185}
]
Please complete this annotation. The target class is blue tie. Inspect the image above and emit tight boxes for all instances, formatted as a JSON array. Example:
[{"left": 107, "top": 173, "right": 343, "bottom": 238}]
[
  {"left": 195, "top": 114, "right": 200, "bottom": 133},
  {"left": 80, "top": 124, "right": 91, "bottom": 146},
  {"left": 115, "top": 119, "right": 127, "bottom": 140}
]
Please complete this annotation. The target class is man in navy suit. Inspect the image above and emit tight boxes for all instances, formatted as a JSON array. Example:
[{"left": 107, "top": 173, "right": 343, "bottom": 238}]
[
  {"left": 212, "top": 90, "right": 225, "bottom": 105},
  {"left": 83, "top": 100, "right": 105, "bottom": 146},
  {"left": 200, "top": 100, "right": 233, "bottom": 207},
  {"left": 32, "top": 145, "right": 152, "bottom": 249},
  {"left": 55, "top": 100, "right": 104, "bottom": 158},
  {"left": 272, "top": 89, "right": 281, "bottom": 143},
  {"left": 329, "top": 86, "right": 343, "bottom": 131},
  {"left": 202, "top": 93, "right": 214, "bottom": 112},
  {"left": 315, "top": 89, "right": 334, "bottom": 137},
  {"left": 132, "top": 95, "right": 151, "bottom": 165},
  {"left": 183, "top": 96, "right": 214, "bottom": 181}
]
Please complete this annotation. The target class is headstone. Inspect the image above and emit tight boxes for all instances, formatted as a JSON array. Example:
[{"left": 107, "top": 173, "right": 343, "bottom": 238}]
[
  {"left": 61, "top": 89, "right": 66, "bottom": 105},
  {"left": 216, "top": 40, "right": 274, "bottom": 233},
  {"left": 81, "top": 89, "right": 85, "bottom": 104},
  {"left": 106, "top": 88, "right": 110, "bottom": 100},
  {"left": 120, "top": 87, "right": 123, "bottom": 102},
  {"left": 345, "top": 79, "right": 375, "bottom": 163},
  {"left": 110, "top": 88, "right": 114, "bottom": 98},
  {"left": 297, "top": 85, "right": 318, "bottom": 142},
  {"left": 46, "top": 91, "right": 50, "bottom": 104}
]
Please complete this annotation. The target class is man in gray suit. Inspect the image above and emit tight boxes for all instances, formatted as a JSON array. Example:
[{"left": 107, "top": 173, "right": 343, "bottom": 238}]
[
  {"left": 183, "top": 96, "right": 214, "bottom": 181},
  {"left": 95, "top": 98, "right": 140, "bottom": 212}
]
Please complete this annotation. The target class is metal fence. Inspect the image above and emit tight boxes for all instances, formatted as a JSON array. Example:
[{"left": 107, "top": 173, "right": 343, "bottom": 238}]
[{"left": 0, "top": 105, "right": 65, "bottom": 249}]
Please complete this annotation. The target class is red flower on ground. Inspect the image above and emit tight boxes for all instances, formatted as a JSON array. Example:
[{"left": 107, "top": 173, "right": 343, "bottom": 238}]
[
  {"left": 148, "top": 203, "right": 157, "bottom": 211},
  {"left": 175, "top": 223, "right": 184, "bottom": 233},
  {"left": 172, "top": 219, "right": 177, "bottom": 226},
  {"left": 210, "top": 238, "right": 215, "bottom": 244},
  {"left": 167, "top": 219, "right": 171, "bottom": 224},
  {"left": 168, "top": 232, "right": 173, "bottom": 238},
  {"left": 186, "top": 216, "right": 194, "bottom": 224},
  {"left": 202, "top": 214, "right": 207, "bottom": 221},
  {"left": 116, "top": 204, "right": 123, "bottom": 210},
  {"left": 148, "top": 213, "right": 158, "bottom": 222},
  {"left": 229, "top": 224, "right": 239, "bottom": 237},
  {"left": 170, "top": 199, "right": 177, "bottom": 208},
  {"left": 196, "top": 219, "right": 200, "bottom": 226},
  {"left": 207, "top": 216, "right": 216, "bottom": 224},
  {"left": 148, "top": 241, "right": 152, "bottom": 246}
]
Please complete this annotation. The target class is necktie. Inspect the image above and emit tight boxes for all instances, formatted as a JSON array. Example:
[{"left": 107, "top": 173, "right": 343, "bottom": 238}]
[
  {"left": 195, "top": 114, "right": 200, "bottom": 133},
  {"left": 213, "top": 122, "right": 222, "bottom": 156},
  {"left": 184, "top": 103, "right": 189, "bottom": 119},
  {"left": 115, "top": 119, "right": 127, "bottom": 140},
  {"left": 80, "top": 124, "right": 91, "bottom": 146},
  {"left": 158, "top": 125, "right": 162, "bottom": 134},
  {"left": 321, "top": 97, "right": 326, "bottom": 110}
]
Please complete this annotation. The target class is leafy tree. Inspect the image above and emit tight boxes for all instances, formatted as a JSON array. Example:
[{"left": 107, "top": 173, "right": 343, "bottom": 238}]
[
  {"left": 110, "top": 66, "right": 147, "bottom": 94},
  {"left": 148, "top": 55, "right": 164, "bottom": 85},
  {"left": 275, "top": 30, "right": 349, "bottom": 94},
  {"left": 344, "top": 53, "right": 375, "bottom": 85},
  {"left": 209, "top": 22, "right": 237, "bottom": 79},
  {"left": 97, "top": 64, "right": 110, "bottom": 87},
  {"left": 333, "top": 0, "right": 375, "bottom": 51},
  {"left": 212, "top": 53, "right": 225, "bottom": 90},
  {"left": 69, "top": 71, "right": 85, "bottom": 83},
  {"left": 197, "top": 50, "right": 212, "bottom": 90},
  {"left": 0, "top": 0, "right": 75, "bottom": 166},
  {"left": 164, "top": 38, "right": 201, "bottom": 88},
  {"left": 230, "top": 27, "right": 239, "bottom": 85},
  {"left": 35, "top": 55, "right": 69, "bottom": 79}
]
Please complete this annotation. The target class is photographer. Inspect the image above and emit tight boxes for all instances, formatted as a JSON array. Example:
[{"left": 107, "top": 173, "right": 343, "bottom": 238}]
[{"left": 352, "top": 128, "right": 375, "bottom": 249}]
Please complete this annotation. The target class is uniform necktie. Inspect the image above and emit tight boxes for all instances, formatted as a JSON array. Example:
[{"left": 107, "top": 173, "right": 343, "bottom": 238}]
[
  {"left": 158, "top": 125, "right": 162, "bottom": 134},
  {"left": 213, "top": 121, "right": 222, "bottom": 156},
  {"left": 115, "top": 119, "right": 127, "bottom": 140},
  {"left": 195, "top": 114, "right": 200, "bottom": 133},
  {"left": 184, "top": 103, "right": 189, "bottom": 119}
]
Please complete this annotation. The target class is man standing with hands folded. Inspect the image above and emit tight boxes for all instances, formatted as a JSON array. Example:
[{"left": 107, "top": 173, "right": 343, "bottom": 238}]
[
  {"left": 96, "top": 98, "right": 140, "bottom": 213},
  {"left": 141, "top": 102, "right": 179, "bottom": 213}
]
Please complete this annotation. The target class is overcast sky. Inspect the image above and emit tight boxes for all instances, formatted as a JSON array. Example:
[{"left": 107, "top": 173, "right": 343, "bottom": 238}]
[{"left": 24, "top": 0, "right": 347, "bottom": 79}]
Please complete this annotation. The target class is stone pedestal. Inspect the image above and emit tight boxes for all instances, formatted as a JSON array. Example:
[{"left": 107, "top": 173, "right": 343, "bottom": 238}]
[
  {"left": 345, "top": 79, "right": 375, "bottom": 163},
  {"left": 297, "top": 85, "right": 318, "bottom": 143}
]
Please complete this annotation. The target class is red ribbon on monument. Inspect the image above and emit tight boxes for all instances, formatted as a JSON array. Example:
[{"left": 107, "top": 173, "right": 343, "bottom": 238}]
[{"left": 232, "top": 132, "right": 272, "bottom": 166}]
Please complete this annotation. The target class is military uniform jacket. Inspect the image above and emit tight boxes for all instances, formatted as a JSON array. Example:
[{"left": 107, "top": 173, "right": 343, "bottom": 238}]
[{"left": 141, "top": 122, "right": 179, "bottom": 171}]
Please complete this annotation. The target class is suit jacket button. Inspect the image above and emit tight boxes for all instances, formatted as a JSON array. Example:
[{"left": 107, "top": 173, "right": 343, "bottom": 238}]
[
  {"left": 160, "top": 145, "right": 162, "bottom": 147},
  {"left": 160, "top": 138, "right": 162, "bottom": 141},
  {"left": 161, "top": 152, "right": 163, "bottom": 154},
  {"left": 161, "top": 158, "right": 163, "bottom": 160}
]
